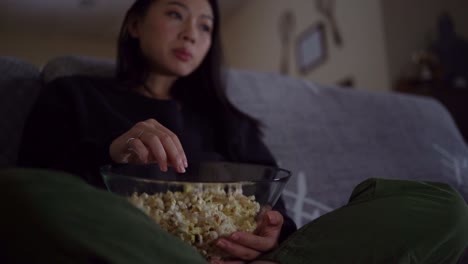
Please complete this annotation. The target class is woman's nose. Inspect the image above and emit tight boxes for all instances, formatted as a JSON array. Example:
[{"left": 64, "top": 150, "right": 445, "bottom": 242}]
[
  {"left": 182, "top": 34, "right": 195, "bottom": 43},
  {"left": 180, "top": 21, "right": 196, "bottom": 43}
]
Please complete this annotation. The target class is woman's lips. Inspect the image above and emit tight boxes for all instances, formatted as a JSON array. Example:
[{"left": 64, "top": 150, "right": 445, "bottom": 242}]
[{"left": 173, "top": 49, "right": 193, "bottom": 62}]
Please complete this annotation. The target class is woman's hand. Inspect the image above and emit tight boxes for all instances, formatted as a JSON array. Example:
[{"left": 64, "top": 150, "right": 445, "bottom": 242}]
[
  {"left": 109, "top": 119, "right": 188, "bottom": 173},
  {"left": 211, "top": 210, "right": 283, "bottom": 264}
]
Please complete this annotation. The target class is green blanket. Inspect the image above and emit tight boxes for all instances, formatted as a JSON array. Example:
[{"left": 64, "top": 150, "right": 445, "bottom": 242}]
[
  {"left": 1, "top": 169, "right": 467, "bottom": 263},
  {"left": 1, "top": 169, "right": 208, "bottom": 264}
]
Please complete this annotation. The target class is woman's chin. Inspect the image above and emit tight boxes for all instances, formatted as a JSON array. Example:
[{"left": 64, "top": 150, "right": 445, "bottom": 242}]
[
  {"left": 172, "top": 66, "right": 196, "bottom": 77},
  {"left": 152, "top": 61, "right": 196, "bottom": 77},
  {"left": 169, "top": 59, "right": 199, "bottom": 76}
]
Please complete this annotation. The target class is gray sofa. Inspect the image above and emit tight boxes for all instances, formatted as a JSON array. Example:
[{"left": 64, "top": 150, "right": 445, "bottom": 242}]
[{"left": 2, "top": 55, "right": 468, "bottom": 228}]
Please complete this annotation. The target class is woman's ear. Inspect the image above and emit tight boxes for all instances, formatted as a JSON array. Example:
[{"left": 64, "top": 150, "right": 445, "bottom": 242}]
[{"left": 127, "top": 16, "right": 140, "bottom": 38}]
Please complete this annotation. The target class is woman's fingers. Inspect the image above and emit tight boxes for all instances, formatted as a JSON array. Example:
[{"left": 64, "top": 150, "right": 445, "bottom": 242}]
[
  {"left": 215, "top": 238, "right": 260, "bottom": 261},
  {"left": 213, "top": 210, "right": 283, "bottom": 262},
  {"left": 227, "top": 231, "right": 276, "bottom": 253},
  {"left": 137, "top": 125, "right": 185, "bottom": 173},
  {"left": 211, "top": 260, "right": 245, "bottom": 264},
  {"left": 148, "top": 119, "right": 188, "bottom": 168},
  {"left": 158, "top": 133, "right": 186, "bottom": 173},
  {"left": 139, "top": 132, "right": 169, "bottom": 171},
  {"left": 168, "top": 132, "right": 188, "bottom": 168},
  {"left": 110, "top": 119, "right": 188, "bottom": 173},
  {"left": 126, "top": 137, "right": 150, "bottom": 164}
]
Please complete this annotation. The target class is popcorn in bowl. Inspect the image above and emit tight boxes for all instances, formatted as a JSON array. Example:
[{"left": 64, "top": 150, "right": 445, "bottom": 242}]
[
  {"left": 127, "top": 183, "right": 261, "bottom": 259},
  {"left": 101, "top": 162, "right": 292, "bottom": 260}
]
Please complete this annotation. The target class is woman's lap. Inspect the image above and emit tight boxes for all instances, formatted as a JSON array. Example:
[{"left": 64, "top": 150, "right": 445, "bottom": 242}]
[
  {"left": 1, "top": 169, "right": 466, "bottom": 264},
  {"left": 262, "top": 178, "right": 468, "bottom": 264}
]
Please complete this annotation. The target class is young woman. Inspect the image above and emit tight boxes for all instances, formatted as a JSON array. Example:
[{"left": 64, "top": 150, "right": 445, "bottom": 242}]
[
  {"left": 18, "top": 0, "right": 296, "bottom": 261},
  {"left": 16, "top": 0, "right": 468, "bottom": 263}
]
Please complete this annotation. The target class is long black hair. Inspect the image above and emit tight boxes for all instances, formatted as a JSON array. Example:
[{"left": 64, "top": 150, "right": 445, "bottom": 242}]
[{"left": 116, "top": 0, "right": 263, "bottom": 141}]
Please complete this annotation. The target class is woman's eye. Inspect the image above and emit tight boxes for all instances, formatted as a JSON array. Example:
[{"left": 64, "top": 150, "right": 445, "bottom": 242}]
[
  {"left": 168, "top": 11, "right": 183, "bottom": 20},
  {"left": 200, "top": 25, "right": 212, "bottom": 33}
]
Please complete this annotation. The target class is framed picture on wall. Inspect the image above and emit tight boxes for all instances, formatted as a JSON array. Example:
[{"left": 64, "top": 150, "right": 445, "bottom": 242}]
[{"left": 296, "top": 22, "right": 327, "bottom": 75}]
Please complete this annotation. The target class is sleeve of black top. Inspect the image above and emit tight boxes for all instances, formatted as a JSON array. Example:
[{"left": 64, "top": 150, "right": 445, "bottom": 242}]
[
  {"left": 235, "top": 121, "right": 298, "bottom": 244},
  {"left": 17, "top": 78, "right": 116, "bottom": 186}
]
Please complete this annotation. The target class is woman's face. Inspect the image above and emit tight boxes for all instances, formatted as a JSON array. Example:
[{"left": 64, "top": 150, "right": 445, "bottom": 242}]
[{"left": 130, "top": 0, "right": 214, "bottom": 77}]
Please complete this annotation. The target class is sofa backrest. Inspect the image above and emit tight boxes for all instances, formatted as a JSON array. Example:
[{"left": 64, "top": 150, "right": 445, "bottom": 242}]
[
  {"left": 0, "top": 57, "right": 42, "bottom": 167},
  {"left": 27, "top": 56, "right": 468, "bottom": 226},
  {"left": 41, "top": 55, "right": 115, "bottom": 83},
  {"left": 225, "top": 71, "right": 468, "bottom": 225}
]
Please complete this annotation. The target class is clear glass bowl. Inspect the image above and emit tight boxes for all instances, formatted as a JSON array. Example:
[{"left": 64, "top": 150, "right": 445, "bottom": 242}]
[
  {"left": 101, "top": 161, "right": 291, "bottom": 207},
  {"left": 100, "top": 162, "right": 291, "bottom": 260}
]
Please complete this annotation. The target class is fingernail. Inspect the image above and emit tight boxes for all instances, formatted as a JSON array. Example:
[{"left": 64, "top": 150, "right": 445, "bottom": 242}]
[
  {"left": 179, "top": 166, "right": 186, "bottom": 173},
  {"left": 216, "top": 240, "right": 226, "bottom": 248},
  {"left": 268, "top": 213, "right": 278, "bottom": 225},
  {"left": 230, "top": 233, "right": 239, "bottom": 241},
  {"left": 184, "top": 159, "right": 188, "bottom": 168}
]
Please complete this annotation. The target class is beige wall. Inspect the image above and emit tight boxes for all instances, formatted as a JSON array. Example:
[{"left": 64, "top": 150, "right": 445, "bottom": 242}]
[
  {"left": 6, "top": 0, "right": 466, "bottom": 90},
  {"left": 382, "top": 0, "right": 468, "bottom": 86},
  {"left": 221, "top": 0, "right": 391, "bottom": 91},
  {"left": 0, "top": 29, "right": 116, "bottom": 67}
]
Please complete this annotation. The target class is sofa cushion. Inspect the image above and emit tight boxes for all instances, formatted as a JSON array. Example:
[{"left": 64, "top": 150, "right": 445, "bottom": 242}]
[{"left": 0, "top": 57, "right": 41, "bottom": 167}]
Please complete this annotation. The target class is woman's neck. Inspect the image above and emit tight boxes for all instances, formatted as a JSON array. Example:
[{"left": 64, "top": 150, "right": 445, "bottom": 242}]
[{"left": 140, "top": 74, "right": 177, "bottom": 100}]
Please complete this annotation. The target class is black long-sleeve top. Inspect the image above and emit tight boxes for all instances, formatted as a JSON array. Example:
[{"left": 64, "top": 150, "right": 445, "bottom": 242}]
[{"left": 18, "top": 75, "right": 297, "bottom": 243}]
